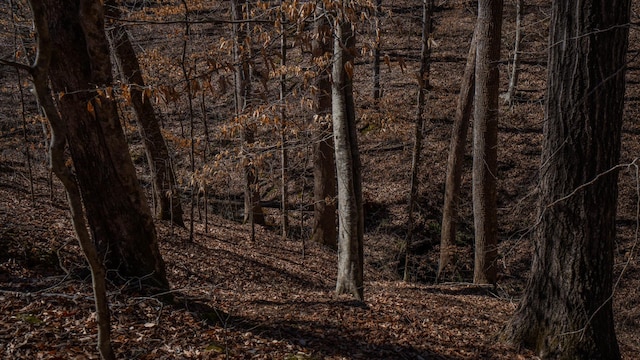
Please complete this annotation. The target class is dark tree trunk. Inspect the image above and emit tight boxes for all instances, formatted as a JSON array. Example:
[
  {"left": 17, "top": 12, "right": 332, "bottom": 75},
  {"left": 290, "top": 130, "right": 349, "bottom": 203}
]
[
  {"left": 472, "top": 0, "right": 502, "bottom": 285},
  {"left": 27, "top": 1, "right": 115, "bottom": 358},
  {"left": 44, "top": 0, "right": 169, "bottom": 290},
  {"left": 105, "top": 1, "right": 185, "bottom": 227},
  {"left": 333, "top": 11, "right": 364, "bottom": 301},
  {"left": 502, "top": 1, "right": 629, "bottom": 358},
  {"left": 405, "top": 0, "right": 433, "bottom": 282},
  {"left": 437, "top": 29, "right": 476, "bottom": 282},
  {"left": 372, "top": 0, "right": 382, "bottom": 106},
  {"left": 311, "top": 4, "right": 337, "bottom": 248}
]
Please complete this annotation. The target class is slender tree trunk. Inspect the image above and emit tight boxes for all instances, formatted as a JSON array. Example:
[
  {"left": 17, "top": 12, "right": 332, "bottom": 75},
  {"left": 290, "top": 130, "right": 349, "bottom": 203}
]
[
  {"left": 405, "top": 0, "right": 433, "bottom": 282},
  {"left": 505, "top": 0, "right": 523, "bottom": 107},
  {"left": 311, "top": 4, "right": 337, "bottom": 248},
  {"left": 333, "top": 8, "right": 364, "bottom": 301},
  {"left": 280, "top": 1, "right": 289, "bottom": 239},
  {"left": 472, "top": 0, "right": 502, "bottom": 285},
  {"left": 105, "top": 0, "right": 184, "bottom": 227},
  {"left": 437, "top": 30, "right": 477, "bottom": 282},
  {"left": 502, "top": 1, "right": 629, "bottom": 358},
  {"left": 44, "top": 0, "right": 169, "bottom": 290},
  {"left": 372, "top": 0, "right": 382, "bottom": 106},
  {"left": 231, "top": 0, "right": 265, "bottom": 227}
]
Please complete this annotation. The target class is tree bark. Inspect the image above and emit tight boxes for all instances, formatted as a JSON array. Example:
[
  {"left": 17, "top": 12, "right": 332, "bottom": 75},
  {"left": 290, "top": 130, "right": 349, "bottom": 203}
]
[
  {"left": 405, "top": 0, "right": 433, "bottom": 282},
  {"left": 502, "top": 1, "right": 629, "bottom": 358},
  {"left": 231, "top": 0, "right": 265, "bottom": 227},
  {"left": 105, "top": 0, "right": 185, "bottom": 227},
  {"left": 26, "top": 1, "right": 116, "bottom": 358},
  {"left": 311, "top": 4, "right": 337, "bottom": 248},
  {"left": 44, "top": 0, "right": 169, "bottom": 290},
  {"left": 472, "top": 0, "right": 502, "bottom": 285},
  {"left": 372, "top": 0, "right": 382, "bottom": 106},
  {"left": 333, "top": 9, "right": 364, "bottom": 301},
  {"left": 437, "top": 30, "right": 477, "bottom": 282},
  {"left": 505, "top": 0, "right": 523, "bottom": 107}
]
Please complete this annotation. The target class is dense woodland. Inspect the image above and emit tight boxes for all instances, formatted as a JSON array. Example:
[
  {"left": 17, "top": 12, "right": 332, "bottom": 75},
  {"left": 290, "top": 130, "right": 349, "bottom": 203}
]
[{"left": 1, "top": 0, "right": 640, "bottom": 358}]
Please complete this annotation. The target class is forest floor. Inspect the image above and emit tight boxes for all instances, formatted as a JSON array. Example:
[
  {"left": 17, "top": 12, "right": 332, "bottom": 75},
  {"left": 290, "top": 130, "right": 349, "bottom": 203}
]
[{"left": 2, "top": 0, "right": 640, "bottom": 359}]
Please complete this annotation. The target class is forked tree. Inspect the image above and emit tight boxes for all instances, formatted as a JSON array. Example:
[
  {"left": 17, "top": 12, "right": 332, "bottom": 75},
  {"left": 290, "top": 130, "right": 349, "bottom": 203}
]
[
  {"left": 502, "top": 1, "right": 629, "bottom": 358},
  {"left": 333, "top": 0, "right": 364, "bottom": 301},
  {"left": 472, "top": 0, "right": 502, "bottom": 284}
]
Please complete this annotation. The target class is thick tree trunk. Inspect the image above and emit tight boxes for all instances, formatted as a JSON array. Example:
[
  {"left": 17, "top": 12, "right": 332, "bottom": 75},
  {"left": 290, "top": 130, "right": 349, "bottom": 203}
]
[
  {"left": 502, "top": 1, "right": 629, "bottom": 358},
  {"left": 472, "top": 0, "right": 502, "bottom": 285},
  {"left": 311, "top": 5, "right": 337, "bottom": 248},
  {"left": 44, "top": 0, "right": 169, "bottom": 290},
  {"left": 437, "top": 30, "right": 477, "bottom": 282},
  {"left": 27, "top": 1, "right": 115, "bottom": 358},
  {"left": 105, "top": 1, "right": 185, "bottom": 227},
  {"left": 333, "top": 14, "right": 364, "bottom": 301}
]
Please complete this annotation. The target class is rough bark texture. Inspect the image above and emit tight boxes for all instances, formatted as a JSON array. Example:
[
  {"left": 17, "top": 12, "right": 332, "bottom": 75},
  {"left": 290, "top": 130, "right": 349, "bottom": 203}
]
[
  {"left": 438, "top": 30, "right": 476, "bottom": 282},
  {"left": 44, "top": 0, "right": 169, "bottom": 290},
  {"left": 311, "top": 6, "right": 337, "bottom": 248},
  {"left": 105, "top": 1, "right": 185, "bottom": 227},
  {"left": 472, "top": 0, "right": 502, "bottom": 285},
  {"left": 333, "top": 15, "right": 364, "bottom": 301},
  {"left": 28, "top": 1, "right": 115, "bottom": 358},
  {"left": 502, "top": 1, "right": 629, "bottom": 358}
]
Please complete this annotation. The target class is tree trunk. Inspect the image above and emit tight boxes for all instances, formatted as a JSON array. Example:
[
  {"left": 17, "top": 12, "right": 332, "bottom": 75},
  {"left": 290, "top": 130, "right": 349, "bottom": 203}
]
[
  {"left": 502, "top": 1, "right": 629, "bottom": 358},
  {"left": 311, "top": 4, "right": 337, "bottom": 248},
  {"left": 437, "top": 30, "right": 477, "bottom": 282},
  {"left": 505, "top": 0, "right": 523, "bottom": 107},
  {"left": 27, "top": 1, "right": 115, "bottom": 358},
  {"left": 44, "top": 0, "right": 169, "bottom": 290},
  {"left": 472, "top": 0, "right": 502, "bottom": 285},
  {"left": 333, "top": 10, "right": 364, "bottom": 301},
  {"left": 405, "top": 0, "right": 433, "bottom": 282},
  {"left": 231, "top": 0, "right": 265, "bottom": 227},
  {"left": 372, "top": 0, "right": 382, "bottom": 106},
  {"left": 105, "top": 1, "right": 185, "bottom": 227},
  {"left": 279, "top": 1, "right": 289, "bottom": 239}
]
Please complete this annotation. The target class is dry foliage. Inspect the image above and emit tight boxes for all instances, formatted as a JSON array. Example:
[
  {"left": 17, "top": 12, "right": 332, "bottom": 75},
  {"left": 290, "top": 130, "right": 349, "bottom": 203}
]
[{"left": 1, "top": 0, "right": 640, "bottom": 359}]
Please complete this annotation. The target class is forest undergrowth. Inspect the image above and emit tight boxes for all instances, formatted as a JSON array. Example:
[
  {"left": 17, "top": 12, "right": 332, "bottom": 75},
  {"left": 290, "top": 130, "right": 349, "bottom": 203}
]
[{"left": 2, "top": 0, "right": 640, "bottom": 358}]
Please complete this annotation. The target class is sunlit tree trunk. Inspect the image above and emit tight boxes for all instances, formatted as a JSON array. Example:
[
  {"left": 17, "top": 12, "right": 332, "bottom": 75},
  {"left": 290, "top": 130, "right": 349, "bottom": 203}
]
[
  {"left": 502, "top": 1, "right": 629, "bottom": 357},
  {"left": 333, "top": 5, "right": 364, "bottom": 301},
  {"left": 472, "top": 0, "right": 502, "bottom": 285}
]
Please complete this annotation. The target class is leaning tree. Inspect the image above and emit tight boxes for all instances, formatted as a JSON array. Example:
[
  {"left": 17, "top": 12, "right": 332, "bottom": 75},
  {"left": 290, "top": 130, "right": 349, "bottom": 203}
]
[{"left": 42, "top": 0, "right": 169, "bottom": 290}]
